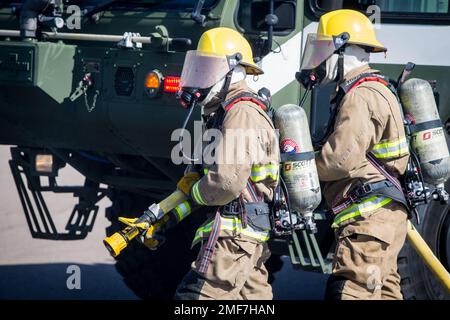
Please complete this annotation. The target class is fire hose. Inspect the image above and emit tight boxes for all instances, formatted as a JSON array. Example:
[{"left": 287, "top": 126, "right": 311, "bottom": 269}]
[{"left": 406, "top": 220, "right": 450, "bottom": 294}]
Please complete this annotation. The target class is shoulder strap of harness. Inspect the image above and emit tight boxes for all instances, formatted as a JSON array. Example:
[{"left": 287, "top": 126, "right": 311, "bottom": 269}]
[
  {"left": 221, "top": 92, "right": 270, "bottom": 113},
  {"left": 339, "top": 72, "right": 397, "bottom": 97},
  {"left": 210, "top": 92, "right": 272, "bottom": 131}
]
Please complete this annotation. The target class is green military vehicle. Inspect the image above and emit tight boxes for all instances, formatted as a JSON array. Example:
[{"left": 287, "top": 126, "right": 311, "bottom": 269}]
[{"left": 0, "top": 0, "right": 449, "bottom": 299}]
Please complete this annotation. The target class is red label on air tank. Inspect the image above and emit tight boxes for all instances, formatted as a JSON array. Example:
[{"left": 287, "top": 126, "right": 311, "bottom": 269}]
[
  {"left": 423, "top": 132, "right": 431, "bottom": 140},
  {"left": 280, "top": 138, "right": 300, "bottom": 154}
]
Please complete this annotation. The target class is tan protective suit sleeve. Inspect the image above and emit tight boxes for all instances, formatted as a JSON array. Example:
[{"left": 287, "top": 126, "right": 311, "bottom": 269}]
[
  {"left": 191, "top": 104, "right": 256, "bottom": 206},
  {"left": 316, "top": 90, "right": 380, "bottom": 181}
]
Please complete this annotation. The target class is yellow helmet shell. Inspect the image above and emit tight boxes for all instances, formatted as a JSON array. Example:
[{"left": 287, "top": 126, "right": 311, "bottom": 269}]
[
  {"left": 196, "top": 27, "right": 263, "bottom": 75},
  {"left": 318, "top": 9, "right": 386, "bottom": 52}
]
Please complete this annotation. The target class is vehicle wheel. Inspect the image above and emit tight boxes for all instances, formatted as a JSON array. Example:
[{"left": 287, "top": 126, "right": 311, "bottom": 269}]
[
  {"left": 398, "top": 179, "right": 450, "bottom": 300},
  {"left": 105, "top": 189, "right": 203, "bottom": 299}
]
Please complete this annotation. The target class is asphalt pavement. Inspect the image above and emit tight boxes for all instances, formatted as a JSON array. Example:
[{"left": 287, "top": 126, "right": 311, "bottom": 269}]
[{"left": 0, "top": 145, "right": 328, "bottom": 300}]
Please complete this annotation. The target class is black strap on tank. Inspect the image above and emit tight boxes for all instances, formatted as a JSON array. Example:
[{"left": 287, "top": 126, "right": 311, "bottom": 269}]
[
  {"left": 280, "top": 151, "right": 315, "bottom": 162},
  {"left": 410, "top": 119, "right": 443, "bottom": 133}
]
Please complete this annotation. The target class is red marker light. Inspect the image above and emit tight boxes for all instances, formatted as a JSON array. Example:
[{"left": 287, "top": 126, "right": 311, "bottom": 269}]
[{"left": 164, "top": 76, "right": 181, "bottom": 93}]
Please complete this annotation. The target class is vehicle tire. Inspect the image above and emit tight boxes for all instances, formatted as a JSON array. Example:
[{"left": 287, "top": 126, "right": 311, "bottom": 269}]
[
  {"left": 105, "top": 189, "right": 204, "bottom": 299},
  {"left": 398, "top": 179, "right": 450, "bottom": 300}
]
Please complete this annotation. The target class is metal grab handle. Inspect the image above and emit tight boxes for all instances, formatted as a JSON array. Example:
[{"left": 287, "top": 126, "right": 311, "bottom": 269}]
[{"left": 0, "top": 29, "right": 152, "bottom": 43}]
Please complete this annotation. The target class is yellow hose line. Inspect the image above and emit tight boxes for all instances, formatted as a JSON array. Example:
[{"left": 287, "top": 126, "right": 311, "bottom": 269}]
[
  {"left": 406, "top": 220, "right": 450, "bottom": 294},
  {"left": 159, "top": 189, "right": 187, "bottom": 214}
]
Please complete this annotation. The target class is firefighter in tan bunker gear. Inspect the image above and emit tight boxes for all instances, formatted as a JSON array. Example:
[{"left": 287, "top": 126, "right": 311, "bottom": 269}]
[
  {"left": 300, "top": 10, "right": 410, "bottom": 299},
  {"left": 173, "top": 27, "right": 280, "bottom": 300}
]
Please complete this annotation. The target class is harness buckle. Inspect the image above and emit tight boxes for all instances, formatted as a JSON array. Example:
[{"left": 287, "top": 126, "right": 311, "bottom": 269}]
[
  {"left": 222, "top": 200, "right": 240, "bottom": 216},
  {"left": 354, "top": 184, "right": 373, "bottom": 198},
  {"left": 348, "top": 194, "right": 360, "bottom": 203}
]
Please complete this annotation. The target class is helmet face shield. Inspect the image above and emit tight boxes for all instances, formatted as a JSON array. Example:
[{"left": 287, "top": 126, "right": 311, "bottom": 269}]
[
  {"left": 300, "top": 34, "right": 338, "bottom": 71},
  {"left": 180, "top": 50, "right": 232, "bottom": 89}
]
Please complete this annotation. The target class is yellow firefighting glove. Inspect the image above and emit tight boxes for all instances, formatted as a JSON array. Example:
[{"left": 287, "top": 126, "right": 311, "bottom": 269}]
[
  {"left": 118, "top": 215, "right": 171, "bottom": 250},
  {"left": 118, "top": 217, "right": 149, "bottom": 230},
  {"left": 176, "top": 172, "right": 200, "bottom": 196}
]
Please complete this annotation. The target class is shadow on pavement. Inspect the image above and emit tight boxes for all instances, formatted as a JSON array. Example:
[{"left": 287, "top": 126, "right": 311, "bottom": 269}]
[
  {"left": 0, "top": 260, "right": 328, "bottom": 300},
  {"left": 271, "top": 257, "right": 329, "bottom": 300},
  {"left": 0, "top": 263, "right": 138, "bottom": 300}
]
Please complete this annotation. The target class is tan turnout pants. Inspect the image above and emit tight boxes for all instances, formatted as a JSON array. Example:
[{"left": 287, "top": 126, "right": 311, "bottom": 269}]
[
  {"left": 175, "top": 235, "right": 273, "bottom": 300},
  {"left": 327, "top": 202, "right": 408, "bottom": 300}
]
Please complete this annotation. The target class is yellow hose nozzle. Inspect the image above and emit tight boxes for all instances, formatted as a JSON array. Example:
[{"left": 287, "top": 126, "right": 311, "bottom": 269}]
[
  {"left": 103, "top": 226, "right": 139, "bottom": 257},
  {"left": 103, "top": 190, "right": 187, "bottom": 257}
]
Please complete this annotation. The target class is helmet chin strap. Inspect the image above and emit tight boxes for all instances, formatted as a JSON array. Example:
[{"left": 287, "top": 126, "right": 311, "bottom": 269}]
[
  {"left": 218, "top": 64, "right": 246, "bottom": 100},
  {"left": 337, "top": 49, "right": 345, "bottom": 83},
  {"left": 217, "top": 70, "right": 233, "bottom": 102}
]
